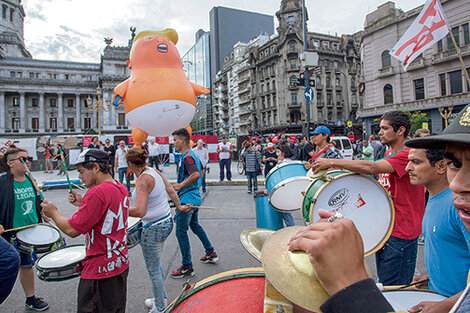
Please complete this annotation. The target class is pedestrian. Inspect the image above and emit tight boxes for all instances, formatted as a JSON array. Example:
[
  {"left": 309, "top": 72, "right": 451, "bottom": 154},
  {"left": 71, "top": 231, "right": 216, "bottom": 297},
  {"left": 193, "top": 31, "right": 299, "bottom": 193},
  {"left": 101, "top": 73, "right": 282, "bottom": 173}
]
[
  {"left": 369, "top": 135, "right": 385, "bottom": 160},
  {"left": 170, "top": 128, "right": 218, "bottom": 278},
  {"left": 278, "top": 134, "right": 287, "bottom": 145},
  {"left": 104, "top": 138, "right": 116, "bottom": 178},
  {"left": 309, "top": 126, "right": 342, "bottom": 161},
  {"left": 414, "top": 128, "right": 430, "bottom": 138},
  {"left": 115, "top": 140, "right": 131, "bottom": 193},
  {"left": 241, "top": 142, "right": 261, "bottom": 194},
  {"left": 360, "top": 140, "right": 374, "bottom": 161},
  {"left": 217, "top": 137, "right": 233, "bottom": 181},
  {"left": 87, "top": 136, "right": 100, "bottom": 149},
  {"left": 44, "top": 143, "right": 55, "bottom": 173},
  {"left": 0, "top": 148, "right": 49, "bottom": 311},
  {"left": 126, "top": 147, "right": 189, "bottom": 313},
  {"left": 41, "top": 148, "right": 129, "bottom": 313},
  {"left": 255, "top": 139, "right": 263, "bottom": 153},
  {"left": 308, "top": 110, "right": 425, "bottom": 286},
  {"left": 148, "top": 138, "right": 161, "bottom": 171},
  {"left": 286, "top": 136, "right": 295, "bottom": 151},
  {"left": 192, "top": 139, "right": 209, "bottom": 193},
  {"left": 172, "top": 146, "right": 182, "bottom": 174},
  {"left": 276, "top": 144, "right": 295, "bottom": 227},
  {"left": 0, "top": 229, "right": 19, "bottom": 305},
  {"left": 55, "top": 144, "right": 67, "bottom": 176},
  {"left": 262, "top": 143, "right": 278, "bottom": 177}
]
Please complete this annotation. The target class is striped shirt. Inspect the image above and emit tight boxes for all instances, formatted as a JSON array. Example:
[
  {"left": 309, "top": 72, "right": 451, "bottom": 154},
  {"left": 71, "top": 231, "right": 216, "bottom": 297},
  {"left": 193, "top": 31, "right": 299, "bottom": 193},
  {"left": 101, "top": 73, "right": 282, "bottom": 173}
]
[{"left": 242, "top": 150, "right": 261, "bottom": 173}]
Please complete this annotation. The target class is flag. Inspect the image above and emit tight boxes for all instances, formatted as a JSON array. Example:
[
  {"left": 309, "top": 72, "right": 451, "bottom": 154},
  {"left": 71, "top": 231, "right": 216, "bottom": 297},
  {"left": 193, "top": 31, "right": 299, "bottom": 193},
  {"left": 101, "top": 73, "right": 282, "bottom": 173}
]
[{"left": 390, "top": 0, "right": 449, "bottom": 71}]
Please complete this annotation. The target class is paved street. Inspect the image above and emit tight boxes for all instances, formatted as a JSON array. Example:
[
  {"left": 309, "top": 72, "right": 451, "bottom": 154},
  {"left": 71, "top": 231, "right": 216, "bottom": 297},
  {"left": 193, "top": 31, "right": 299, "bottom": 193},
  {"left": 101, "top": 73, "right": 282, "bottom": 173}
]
[{"left": 1, "top": 175, "right": 425, "bottom": 312}]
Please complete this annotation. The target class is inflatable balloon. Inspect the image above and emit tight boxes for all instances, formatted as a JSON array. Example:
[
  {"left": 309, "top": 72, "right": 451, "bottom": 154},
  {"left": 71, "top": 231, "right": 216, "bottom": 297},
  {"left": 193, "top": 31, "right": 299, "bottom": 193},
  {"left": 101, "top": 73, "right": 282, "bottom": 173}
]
[{"left": 112, "top": 29, "right": 210, "bottom": 147}]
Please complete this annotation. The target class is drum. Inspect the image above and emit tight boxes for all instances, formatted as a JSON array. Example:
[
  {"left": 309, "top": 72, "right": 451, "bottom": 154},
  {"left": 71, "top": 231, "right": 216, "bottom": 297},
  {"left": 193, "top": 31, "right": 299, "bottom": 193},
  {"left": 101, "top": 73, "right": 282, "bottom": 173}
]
[
  {"left": 301, "top": 170, "right": 394, "bottom": 256},
  {"left": 254, "top": 192, "right": 284, "bottom": 231},
  {"left": 127, "top": 216, "right": 142, "bottom": 248},
  {"left": 382, "top": 290, "right": 447, "bottom": 312},
  {"left": 16, "top": 224, "right": 62, "bottom": 254},
  {"left": 265, "top": 161, "right": 307, "bottom": 194},
  {"left": 269, "top": 176, "right": 312, "bottom": 212},
  {"left": 166, "top": 268, "right": 265, "bottom": 312},
  {"left": 36, "top": 245, "right": 86, "bottom": 281}
]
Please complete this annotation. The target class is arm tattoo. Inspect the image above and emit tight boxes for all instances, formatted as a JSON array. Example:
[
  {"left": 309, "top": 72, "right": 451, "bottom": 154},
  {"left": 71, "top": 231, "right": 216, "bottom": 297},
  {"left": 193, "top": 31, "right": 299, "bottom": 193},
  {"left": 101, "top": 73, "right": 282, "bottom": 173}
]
[{"left": 138, "top": 183, "right": 145, "bottom": 192}]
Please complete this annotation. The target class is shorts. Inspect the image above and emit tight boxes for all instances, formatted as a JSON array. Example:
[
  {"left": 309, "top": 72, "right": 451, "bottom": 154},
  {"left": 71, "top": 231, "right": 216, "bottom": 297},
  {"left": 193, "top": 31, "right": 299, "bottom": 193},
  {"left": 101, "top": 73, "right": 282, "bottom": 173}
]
[
  {"left": 77, "top": 268, "right": 128, "bottom": 313},
  {"left": 19, "top": 250, "right": 35, "bottom": 268}
]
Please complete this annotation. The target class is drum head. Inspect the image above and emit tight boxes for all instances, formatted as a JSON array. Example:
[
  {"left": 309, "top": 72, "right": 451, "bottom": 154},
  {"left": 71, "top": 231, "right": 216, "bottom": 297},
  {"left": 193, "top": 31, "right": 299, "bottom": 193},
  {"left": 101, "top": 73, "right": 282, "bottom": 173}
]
[
  {"left": 128, "top": 217, "right": 141, "bottom": 228},
  {"left": 383, "top": 290, "right": 447, "bottom": 312},
  {"left": 269, "top": 177, "right": 312, "bottom": 212},
  {"left": 37, "top": 245, "right": 86, "bottom": 269},
  {"left": 310, "top": 173, "right": 394, "bottom": 256},
  {"left": 16, "top": 224, "right": 61, "bottom": 246}
]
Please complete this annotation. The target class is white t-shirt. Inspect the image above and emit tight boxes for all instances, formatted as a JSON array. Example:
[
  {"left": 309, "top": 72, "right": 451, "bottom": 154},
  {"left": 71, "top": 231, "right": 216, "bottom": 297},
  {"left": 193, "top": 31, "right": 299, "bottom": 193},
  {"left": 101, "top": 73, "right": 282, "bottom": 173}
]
[
  {"left": 116, "top": 148, "right": 128, "bottom": 169},
  {"left": 218, "top": 142, "right": 232, "bottom": 160},
  {"left": 148, "top": 143, "right": 160, "bottom": 157}
]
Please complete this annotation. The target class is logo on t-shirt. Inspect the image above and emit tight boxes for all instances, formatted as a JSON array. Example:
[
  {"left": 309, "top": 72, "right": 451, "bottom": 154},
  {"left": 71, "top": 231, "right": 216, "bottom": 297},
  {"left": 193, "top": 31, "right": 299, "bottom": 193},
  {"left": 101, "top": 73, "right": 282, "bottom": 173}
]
[
  {"left": 21, "top": 201, "right": 33, "bottom": 215},
  {"left": 378, "top": 173, "right": 391, "bottom": 189}
]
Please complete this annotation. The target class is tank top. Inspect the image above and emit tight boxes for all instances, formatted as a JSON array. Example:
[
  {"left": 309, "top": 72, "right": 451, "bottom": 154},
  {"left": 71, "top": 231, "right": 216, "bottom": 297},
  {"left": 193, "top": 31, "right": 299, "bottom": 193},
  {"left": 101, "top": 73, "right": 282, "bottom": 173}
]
[{"left": 132, "top": 168, "right": 171, "bottom": 225}]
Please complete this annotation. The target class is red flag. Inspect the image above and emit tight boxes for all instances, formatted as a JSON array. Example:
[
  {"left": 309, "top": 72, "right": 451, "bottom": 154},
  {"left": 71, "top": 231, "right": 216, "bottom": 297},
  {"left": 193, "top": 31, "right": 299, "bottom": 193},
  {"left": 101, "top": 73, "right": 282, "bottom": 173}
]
[{"left": 390, "top": 0, "right": 449, "bottom": 71}]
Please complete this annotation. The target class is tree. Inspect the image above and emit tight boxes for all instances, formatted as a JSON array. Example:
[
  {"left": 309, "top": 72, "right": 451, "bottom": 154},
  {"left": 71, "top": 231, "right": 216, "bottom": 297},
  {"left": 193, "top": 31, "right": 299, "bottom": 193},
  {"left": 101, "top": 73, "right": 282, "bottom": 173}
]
[{"left": 404, "top": 111, "right": 428, "bottom": 135}]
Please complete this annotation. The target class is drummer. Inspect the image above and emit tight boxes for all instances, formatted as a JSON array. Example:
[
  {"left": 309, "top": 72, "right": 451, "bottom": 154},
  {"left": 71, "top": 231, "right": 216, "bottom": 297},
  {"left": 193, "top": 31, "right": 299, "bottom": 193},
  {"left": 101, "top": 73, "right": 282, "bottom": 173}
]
[
  {"left": 289, "top": 104, "right": 470, "bottom": 312},
  {"left": 0, "top": 148, "right": 49, "bottom": 311},
  {"left": 41, "top": 148, "right": 130, "bottom": 313},
  {"left": 308, "top": 126, "right": 342, "bottom": 161}
]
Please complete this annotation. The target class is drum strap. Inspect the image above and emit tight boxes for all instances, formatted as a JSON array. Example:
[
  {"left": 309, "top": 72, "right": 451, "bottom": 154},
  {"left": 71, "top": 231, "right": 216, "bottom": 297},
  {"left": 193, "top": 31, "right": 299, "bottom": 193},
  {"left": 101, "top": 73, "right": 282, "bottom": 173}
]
[
  {"left": 309, "top": 145, "right": 333, "bottom": 162},
  {"left": 129, "top": 213, "right": 172, "bottom": 234}
]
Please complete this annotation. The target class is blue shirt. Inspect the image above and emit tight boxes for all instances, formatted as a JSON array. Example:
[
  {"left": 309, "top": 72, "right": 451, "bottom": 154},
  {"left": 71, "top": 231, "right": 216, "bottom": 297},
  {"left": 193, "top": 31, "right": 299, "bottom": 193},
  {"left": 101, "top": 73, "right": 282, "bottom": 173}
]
[
  {"left": 177, "top": 150, "right": 202, "bottom": 206},
  {"left": 423, "top": 188, "right": 470, "bottom": 296}
]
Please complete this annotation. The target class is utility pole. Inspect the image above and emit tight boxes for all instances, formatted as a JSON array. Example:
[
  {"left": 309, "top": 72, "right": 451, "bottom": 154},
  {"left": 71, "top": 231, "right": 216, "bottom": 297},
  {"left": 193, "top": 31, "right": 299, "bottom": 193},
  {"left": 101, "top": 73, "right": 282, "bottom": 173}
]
[{"left": 302, "top": 0, "right": 310, "bottom": 136}]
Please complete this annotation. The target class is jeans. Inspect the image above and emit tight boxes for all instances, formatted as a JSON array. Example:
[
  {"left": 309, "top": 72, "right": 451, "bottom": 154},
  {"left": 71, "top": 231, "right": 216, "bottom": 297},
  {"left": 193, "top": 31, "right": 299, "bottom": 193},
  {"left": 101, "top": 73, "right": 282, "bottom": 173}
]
[
  {"left": 201, "top": 168, "right": 207, "bottom": 193},
  {"left": 375, "top": 235, "right": 418, "bottom": 285},
  {"left": 140, "top": 219, "right": 173, "bottom": 312},
  {"left": 0, "top": 236, "right": 19, "bottom": 305},
  {"left": 281, "top": 212, "right": 295, "bottom": 227},
  {"left": 149, "top": 156, "right": 160, "bottom": 171},
  {"left": 175, "top": 207, "right": 214, "bottom": 268},
  {"left": 118, "top": 167, "right": 131, "bottom": 193},
  {"left": 219, "top": 159, "right": 231, "bottom": 180},
  {"left": 246, "top": 171, "right": 258, "bottom": 192}
]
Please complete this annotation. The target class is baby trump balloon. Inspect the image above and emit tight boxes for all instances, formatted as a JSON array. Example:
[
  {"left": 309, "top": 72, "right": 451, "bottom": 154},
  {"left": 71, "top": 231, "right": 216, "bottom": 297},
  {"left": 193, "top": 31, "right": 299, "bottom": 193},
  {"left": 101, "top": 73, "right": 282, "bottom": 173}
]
[{"left": 112, "top": 29, "right": 210, "bottom": 146}]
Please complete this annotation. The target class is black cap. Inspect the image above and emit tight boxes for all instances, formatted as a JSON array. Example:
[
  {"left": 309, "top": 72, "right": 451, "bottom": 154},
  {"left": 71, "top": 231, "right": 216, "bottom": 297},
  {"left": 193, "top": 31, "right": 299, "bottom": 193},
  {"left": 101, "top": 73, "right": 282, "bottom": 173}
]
[
  {"left": 73, "top": 148, "right": 110, "bottom": 165},
  {"left": 406, "top": 104, "right": 470, "bottom": 149}
]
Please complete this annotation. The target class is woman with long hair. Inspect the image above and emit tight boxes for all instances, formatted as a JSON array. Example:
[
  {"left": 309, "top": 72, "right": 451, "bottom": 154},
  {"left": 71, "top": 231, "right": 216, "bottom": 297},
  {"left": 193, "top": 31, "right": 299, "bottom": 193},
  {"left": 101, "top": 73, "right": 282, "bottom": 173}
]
[{"left": 126, "top": 147, "right": 189, "bottom": 313}]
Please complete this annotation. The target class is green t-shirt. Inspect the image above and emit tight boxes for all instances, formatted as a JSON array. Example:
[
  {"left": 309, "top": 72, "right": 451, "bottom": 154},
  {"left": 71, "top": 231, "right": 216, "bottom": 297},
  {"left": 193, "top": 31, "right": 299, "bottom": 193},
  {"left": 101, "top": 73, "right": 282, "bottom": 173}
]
[
  {"left": 13, "top": 179, "right": 39, "bottom": 228},
  {"left": 362, "top": 145, "right": 375, "bottom": 161}
]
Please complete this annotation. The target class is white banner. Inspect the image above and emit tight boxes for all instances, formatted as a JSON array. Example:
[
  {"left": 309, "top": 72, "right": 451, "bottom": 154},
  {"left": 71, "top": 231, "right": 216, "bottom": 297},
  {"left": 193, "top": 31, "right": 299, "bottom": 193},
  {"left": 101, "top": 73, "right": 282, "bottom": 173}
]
[{"left": 390, "top": 0, "right": 449, "bottom": 71}]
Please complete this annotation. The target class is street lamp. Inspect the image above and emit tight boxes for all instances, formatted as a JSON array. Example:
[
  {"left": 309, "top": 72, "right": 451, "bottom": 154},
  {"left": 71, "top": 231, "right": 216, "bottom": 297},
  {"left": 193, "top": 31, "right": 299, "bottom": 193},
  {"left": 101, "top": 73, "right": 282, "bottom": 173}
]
[
  {"left": 438, "top": 104, "right": 454, "bottom": 129},
  {"left": 86, "top": 86, "right": 110, "bottom": 136}
]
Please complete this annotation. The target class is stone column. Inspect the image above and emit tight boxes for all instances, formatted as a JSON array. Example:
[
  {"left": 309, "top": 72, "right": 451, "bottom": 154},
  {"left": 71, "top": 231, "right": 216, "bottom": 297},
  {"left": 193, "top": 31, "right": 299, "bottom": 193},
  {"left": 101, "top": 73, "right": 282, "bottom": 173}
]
[
  {"left": 102, "top": 91, "right": 110, "bottom": 129},
  {"left": 58, "top": 93, "right": 64, "bottom": 131},
  {"left": 19, "top": 92, "right": 26, "bottom": 131},
  {"left": 39, "top": 93, "right": 45, "bottom": 132},
  {"left": 75, "top": 94, "right": 81, "bottom": 131},
  {"left": 0, "top": 92, "right": 4, "bottom": 130}
]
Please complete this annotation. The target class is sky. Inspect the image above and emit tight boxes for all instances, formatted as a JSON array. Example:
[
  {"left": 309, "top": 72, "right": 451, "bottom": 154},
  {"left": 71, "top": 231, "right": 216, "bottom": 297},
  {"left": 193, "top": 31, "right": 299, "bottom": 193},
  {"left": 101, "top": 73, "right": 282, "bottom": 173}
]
[{"left": 21, "top": 0, "right": 425, "bottom": 63}]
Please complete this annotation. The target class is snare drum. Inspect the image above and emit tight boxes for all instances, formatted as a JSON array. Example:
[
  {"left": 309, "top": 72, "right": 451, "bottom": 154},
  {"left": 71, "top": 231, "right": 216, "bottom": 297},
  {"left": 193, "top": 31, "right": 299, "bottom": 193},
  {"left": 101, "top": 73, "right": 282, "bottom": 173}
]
[
  {"left": 269, "top": 176, "right": 312, "bottom": 212},
  {"left": 167, "top": 268, "right": 265, "bottom": 312},
  {"left": 36, "top": 245, "right": 86, "bottom": 281},
  {"left": 265, "top": 161, "right": 307, "bottom": 194},
  {"left": 302, "top": 170, "right": 394, "bottom": 256},
  {"left": 127, "top": 217, "right": 142, "bottom": 248},
  {"left": 15, "top": 224, "right": 62, "bottom": 254},
  {"left": 253, "top": 192, "right": 283, "bottom": 231},
  {"left": 382, "top": 290, "right": 447, "bottom": 312}
]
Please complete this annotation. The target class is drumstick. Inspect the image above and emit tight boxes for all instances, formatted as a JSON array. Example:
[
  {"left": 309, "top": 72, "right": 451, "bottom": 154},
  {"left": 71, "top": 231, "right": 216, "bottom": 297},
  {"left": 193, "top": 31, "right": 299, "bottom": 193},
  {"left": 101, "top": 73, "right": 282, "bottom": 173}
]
[
  {"left": 3, "top": 223, "right": 39, "bottom": 233},
  {"left": 382, "top": 279, "right": 430, "bottom": 291},
  {"left": 21, "top": 159, "right": 44, "bottom": 200},
  {"left": 58, "top": 146, "right": 74, "bottom": 194},
  {"left": 192, "top": 205, "right": 219, "bottom": 210}
]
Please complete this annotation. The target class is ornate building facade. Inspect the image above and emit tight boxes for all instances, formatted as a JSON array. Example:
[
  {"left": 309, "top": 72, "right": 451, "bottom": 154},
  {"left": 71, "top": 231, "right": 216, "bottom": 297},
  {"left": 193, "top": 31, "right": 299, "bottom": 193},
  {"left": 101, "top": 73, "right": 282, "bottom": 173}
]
[
  {"left": 0, "top": 0, "right": 132, "bottom": 137},
  {"left": 212, "top": 0, "right": 362, "bottom": 136}
]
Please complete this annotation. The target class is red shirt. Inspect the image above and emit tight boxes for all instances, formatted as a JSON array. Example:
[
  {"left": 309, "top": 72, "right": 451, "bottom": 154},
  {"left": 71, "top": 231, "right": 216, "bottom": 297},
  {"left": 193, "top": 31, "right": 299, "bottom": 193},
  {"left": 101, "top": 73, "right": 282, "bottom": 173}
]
[
  {"left": 378, "top": 148, "right": 425, "bottom": 240},
  {"left": 68, "top": 181, "right": 130, "bottom": 279}
]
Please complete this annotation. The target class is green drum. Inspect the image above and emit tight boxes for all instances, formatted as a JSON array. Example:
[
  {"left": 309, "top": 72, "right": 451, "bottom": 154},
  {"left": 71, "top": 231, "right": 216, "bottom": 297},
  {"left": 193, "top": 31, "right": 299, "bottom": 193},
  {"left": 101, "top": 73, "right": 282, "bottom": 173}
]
[{"left": 301, "top": 170, "right": 394, "bottom": 256}]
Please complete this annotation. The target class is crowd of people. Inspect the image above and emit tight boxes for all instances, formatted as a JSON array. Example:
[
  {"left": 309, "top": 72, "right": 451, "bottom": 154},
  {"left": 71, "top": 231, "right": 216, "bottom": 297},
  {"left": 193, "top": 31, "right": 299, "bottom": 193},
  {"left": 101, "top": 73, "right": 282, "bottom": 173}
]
[{"left": 1, "top": 104, "right": 470, "bottom": 312}]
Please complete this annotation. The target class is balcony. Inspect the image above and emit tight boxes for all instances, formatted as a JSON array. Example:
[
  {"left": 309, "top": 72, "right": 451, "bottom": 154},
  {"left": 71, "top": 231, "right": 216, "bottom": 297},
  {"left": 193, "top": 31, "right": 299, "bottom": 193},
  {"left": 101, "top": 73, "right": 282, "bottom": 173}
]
[
  {"left": 432, "top": 44, "right": 470, "bottom": 65},
  {"left": 407, "top": 57, "right": 426, "bottom": 71},
  {"left": 239, "top": 108, "right": 252, "bottom": 116},
  {"left": 377, "top": 66, "right": 394, "bottom": 78},
  {"left": 288, "top": 102, "right": 301, "bottom": 109},
  {"left": 239, "top": 97, "right": 250, "bottom": 105},
  {"left": 285, "top": 66, "right": 300, "bottom": 73}
]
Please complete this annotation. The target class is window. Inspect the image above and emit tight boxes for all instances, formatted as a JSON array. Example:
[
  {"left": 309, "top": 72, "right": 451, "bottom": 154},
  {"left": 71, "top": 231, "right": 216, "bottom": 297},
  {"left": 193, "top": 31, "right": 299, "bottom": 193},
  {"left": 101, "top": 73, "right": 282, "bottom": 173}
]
[
  {"left": 50, "top": 99, "right": 57, "bottom": 107},
  {"left": 324, "top": 59, "right": 329, "bottom": 68},
  {"left": 84, "top": 117, "right": 91, "bottom": 129},
  {"left": 47, "top": 73, "right": 52, "bottom": 79},
  {"left": 118, "top": 113, "right": 126, "bottom": 126},
  {"left": 437, "top": 40, "right": 443, "bottom": 52},
  {"left": 384, "top": 84, "right": 394, "bottom": 104},
  {"left": 32, "top": 98, "right": 38, "bottom": 107},
  {"left": 32, "top": 118, "right": 39, "bottom": 130},
  {"left": 2, "top": 5, "right": 6, "bottom": 19},
  {"left": 381, "top": 50, "right": 391, "bottom": 68},
  {"left": 12, "top": 98, "right": 19, "bottom": 106},
  {"left": 65, "top": 74, "right": 69, "bottom": 80},
  {"left": 12, "top": 118, "right": 20, "bottom": 130},
  {"left": 449, "top": 70, "right": 462, "bottom": 94},
  {"left": 266, "top": 82, "right": 270, "bottom": 92},
  {"left": 272, "top": 80, "right": 276, "bottom": 91},
  {"left": 439, "top": 73, "right": 447, "bottom": 96},
  {"left": 287, "top": 16, "right": 294, "bottom": 25},
  {"left": 414, "top": 78, "right": 425, "bottom": 100},
  {"left": 290, "top": 59, "right": 296, "bottom": 70},
  {"left": 67, "top": 99, "right": 74, "bottom": 108},
  {"left": 327, "top": 92, "right": 332, "bottom": 105},
  {"left": 10, "top": 71, "right": 15, "bottom": 78},
  {"left": 29, "top": 72, "right": 34, "bottom": 79},
  {"left": 291, "top": 93, "right": 297, "bottom": 104},
  {"left": 67, "top": 118, "right": 74, "bottom": 129},
  {"left": 261, "top": 84, "right": 264, "bottom": 94},
  {"left": 16, "top": 72, "right": 22, "bottom": 78},
  {"left": 9, "top": 8, "right": 13, "bottom": 22},
  {"left": 322, "top": 41, "right": 329, "bottom": 49},
  {"left": 326, "top": 76, "right": 331, "bottom": 88},
  {"left": 289, "top": 41, "right": 296, "bottom": 52},
  {"left": 334, "top": 61, "right": 338, "bottom": 69},
  {"left": 313, "top": 40, "right": 319, "bottom": 49},
  {"left": 464, "top": 23, "right": 469, "bottom": 45},
  {"left": 447, "top": 27, "right": 459, "bottom": 49},
  {"left": 50, "top": 118, "right": 57, "bottom": 130},
  {"left": 316, "top": 76, "right": 321, "bottom": 86},
  {"left": 335, "top": 78, "right": 340, "bottom": 87}
]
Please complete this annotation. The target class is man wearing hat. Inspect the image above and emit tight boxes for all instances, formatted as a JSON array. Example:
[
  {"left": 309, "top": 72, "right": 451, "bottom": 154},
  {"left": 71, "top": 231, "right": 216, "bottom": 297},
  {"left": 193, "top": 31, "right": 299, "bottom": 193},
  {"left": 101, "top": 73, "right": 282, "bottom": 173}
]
[
  {"left": 217, "top": 137, "right": 233, "bottom": 181},
  {"left": 262, "top": 142, "right": 278, "bottom": 177},
  {"left": 41, "top": 149, "right": 130, "bottom": 313},
  {"left": 289, "top": 104, "right": 470, "bottom": 312},
  {"left": 192, "top": 139, "right": 209, "bottom": 193},
  {"left": 308, "top": 126, "right": 342, "bottom": 161},
  {"left": 308, "top": 111, "right": 426, "bottom": 286}
]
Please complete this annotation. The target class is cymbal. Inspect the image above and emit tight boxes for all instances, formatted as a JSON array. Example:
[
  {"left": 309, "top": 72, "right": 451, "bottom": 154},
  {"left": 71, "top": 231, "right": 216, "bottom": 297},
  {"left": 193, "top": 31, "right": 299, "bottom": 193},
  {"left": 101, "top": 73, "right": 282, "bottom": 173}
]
[
  {"left": 306, "top": 168, "right": 328, "bottom": 180},
  {"left": 262, "top": 226, "right": 329, "bottom": 312},
  {"left": 240, "top": 228, "right": 275, "bottom": 262}
]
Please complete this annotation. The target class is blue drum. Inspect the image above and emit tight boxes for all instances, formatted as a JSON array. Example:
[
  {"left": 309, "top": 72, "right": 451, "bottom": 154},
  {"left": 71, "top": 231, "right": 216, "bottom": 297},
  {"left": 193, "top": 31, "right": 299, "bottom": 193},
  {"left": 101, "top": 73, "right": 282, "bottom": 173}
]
[
  {"left": 253, "top": 192, "right": 283, "bottom": 231},
  {"left": 265, "top": 161, "right": 308, "bottom": 194}
]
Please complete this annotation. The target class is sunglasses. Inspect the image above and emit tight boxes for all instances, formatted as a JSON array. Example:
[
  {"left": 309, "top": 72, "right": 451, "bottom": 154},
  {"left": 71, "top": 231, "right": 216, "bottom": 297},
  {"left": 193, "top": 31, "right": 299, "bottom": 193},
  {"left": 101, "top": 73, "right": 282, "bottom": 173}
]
[{"left": 10, "top": 156, "right": 33, "bottom": 163}]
